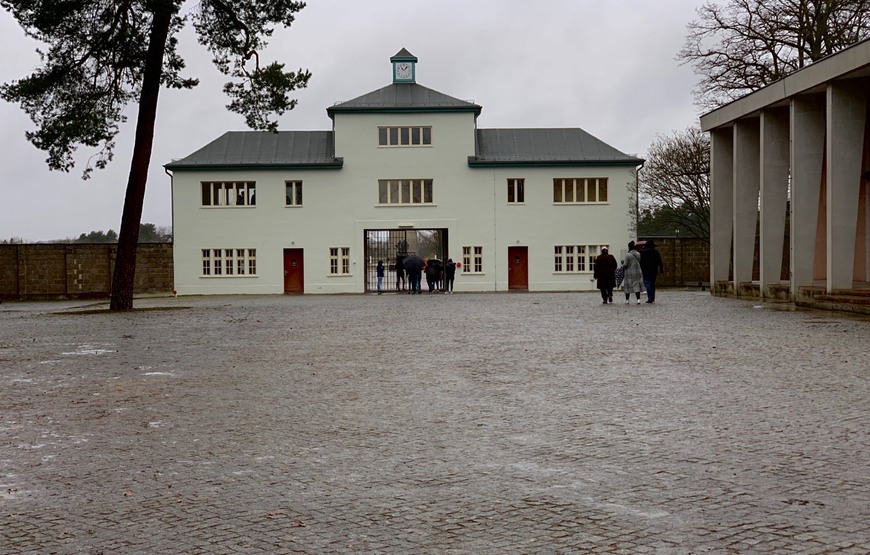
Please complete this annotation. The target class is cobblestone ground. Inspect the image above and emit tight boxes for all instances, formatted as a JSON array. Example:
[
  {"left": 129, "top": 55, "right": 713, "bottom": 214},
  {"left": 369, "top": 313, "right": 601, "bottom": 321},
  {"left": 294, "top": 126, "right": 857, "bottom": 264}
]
[{"left": 1, "top": 291, "right": 868, "bottom": 554}]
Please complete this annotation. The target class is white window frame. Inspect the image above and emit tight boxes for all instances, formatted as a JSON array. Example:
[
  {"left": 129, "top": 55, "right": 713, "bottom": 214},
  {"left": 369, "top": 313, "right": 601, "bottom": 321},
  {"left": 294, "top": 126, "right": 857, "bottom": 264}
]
[
  {"left": 462, "top": 246, "right": 483, "bottom": 274},
  {"left": 285, "top": 180, "right": 303, "bottom": 206},
  {"left": 378, "top": 179, "right": 434, "bottom": 205},
  {"left": 507, "top": 178, "right": 525, "bottom": 204},
  {"left": 329, "top": 247, "right": 351, "bottom": 275},
  {"left": 201, "top": 248, "right": 257, "bottom": 277},
  {"left": 552, "top": 178, "right": 608, "bottom": 204},
  {"left": 554, "top": 244, "right": 607, "bottom": 273},
  {"left": 378, "top": 126, "right": 432, "bottom": 147},
  {"left": 201, "top": 182, "right": 256, "bottom": 207}
]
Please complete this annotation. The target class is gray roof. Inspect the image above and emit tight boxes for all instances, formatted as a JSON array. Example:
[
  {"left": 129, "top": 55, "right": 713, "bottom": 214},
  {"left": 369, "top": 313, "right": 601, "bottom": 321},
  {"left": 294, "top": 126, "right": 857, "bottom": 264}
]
[
  {"left": 165, "top": 131, "right": 341, "bottom": 170},
  {"left": 327, "top": 83, "right": 482, "bottom": 117},
  {"left": 390, "top": 48, "right": 417, "bottom": 62},
  {"left": 165, "top": 126, "right": 641, "bottom": 171},
  {"left": 470, "top": 128, "right": 643, "bottom": 167}
]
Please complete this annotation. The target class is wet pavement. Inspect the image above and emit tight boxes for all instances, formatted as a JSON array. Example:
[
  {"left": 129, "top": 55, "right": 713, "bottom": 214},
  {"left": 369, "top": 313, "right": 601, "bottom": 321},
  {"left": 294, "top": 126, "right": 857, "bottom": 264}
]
[{"left": 1, "top": 291, "right": 868, "bottom": 554}]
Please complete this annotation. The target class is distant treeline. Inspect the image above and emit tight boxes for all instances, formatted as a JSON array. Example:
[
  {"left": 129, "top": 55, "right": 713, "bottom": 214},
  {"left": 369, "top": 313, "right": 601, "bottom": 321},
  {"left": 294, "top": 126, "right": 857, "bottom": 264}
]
[{"left": 1, "top": 223, "right": 172, "bottom": 244}]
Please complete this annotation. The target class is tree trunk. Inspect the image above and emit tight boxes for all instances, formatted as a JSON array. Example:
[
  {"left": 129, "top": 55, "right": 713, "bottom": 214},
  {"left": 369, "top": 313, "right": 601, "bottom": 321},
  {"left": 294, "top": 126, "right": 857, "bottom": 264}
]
[{"left": 109, "top": 6, "right": 173, "bottom": 310}]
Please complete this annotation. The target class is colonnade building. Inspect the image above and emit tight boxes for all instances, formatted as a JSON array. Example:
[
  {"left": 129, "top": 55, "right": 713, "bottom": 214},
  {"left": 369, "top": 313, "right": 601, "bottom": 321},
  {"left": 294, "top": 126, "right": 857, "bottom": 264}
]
[{"left": 700, "top": 39, "right": 870, "bottom": 306}]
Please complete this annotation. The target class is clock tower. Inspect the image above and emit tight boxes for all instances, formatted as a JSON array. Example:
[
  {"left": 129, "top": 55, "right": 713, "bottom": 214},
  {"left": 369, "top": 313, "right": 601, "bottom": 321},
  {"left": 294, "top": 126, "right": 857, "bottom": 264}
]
[{"left": 391, "top": 48, "right": 417, "bottom": 84}]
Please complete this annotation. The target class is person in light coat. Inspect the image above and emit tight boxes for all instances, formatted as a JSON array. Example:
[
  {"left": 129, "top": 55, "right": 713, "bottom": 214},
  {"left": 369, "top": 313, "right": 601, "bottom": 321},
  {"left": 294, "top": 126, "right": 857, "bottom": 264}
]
[{"left": 620, "top": 241, "right": 644, "bottom": 304}]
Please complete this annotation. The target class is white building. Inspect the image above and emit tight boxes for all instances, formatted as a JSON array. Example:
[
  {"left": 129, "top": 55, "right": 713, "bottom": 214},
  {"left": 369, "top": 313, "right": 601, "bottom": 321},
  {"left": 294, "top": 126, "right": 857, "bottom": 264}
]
[{"left": 165, "top": 49, "right": 643, "bottom": 295}]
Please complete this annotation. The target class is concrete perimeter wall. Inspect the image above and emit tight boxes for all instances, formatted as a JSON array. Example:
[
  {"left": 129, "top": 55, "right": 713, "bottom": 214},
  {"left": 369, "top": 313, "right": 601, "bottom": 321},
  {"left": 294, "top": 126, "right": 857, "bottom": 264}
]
[
  {"left": 0, "top": 239, "right": 708, "bottom": 299},
  {"left": 0, "top": 244, "right": 173, "bottom": 300}
]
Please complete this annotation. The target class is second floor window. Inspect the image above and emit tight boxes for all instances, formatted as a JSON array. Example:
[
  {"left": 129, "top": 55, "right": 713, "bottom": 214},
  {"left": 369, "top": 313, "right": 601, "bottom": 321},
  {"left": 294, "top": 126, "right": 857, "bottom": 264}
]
[
  {"left": 286, "top": 181, "right": 303, "bottom": 206},
  {"left": 201, "top": 182, "right": 256, "bottom": 207},
  {"left": 507, "top": 178, "right": 525, "bottom": 203},
  {"left": 553, "top": 178, "right": 608, "bottom": 203},
  {"left": 378, "top": 126, "right": 432, "bottom": 146},
  {"left": 378, "top": 179, "right": 434, "bottom": 205}
]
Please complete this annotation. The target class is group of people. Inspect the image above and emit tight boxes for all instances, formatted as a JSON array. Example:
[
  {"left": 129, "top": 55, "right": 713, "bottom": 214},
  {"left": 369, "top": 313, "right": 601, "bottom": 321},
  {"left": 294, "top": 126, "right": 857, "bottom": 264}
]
[
  {"left": 423, "top": 258, "right": 457, "bottom": 294},
  {"left": 376, "top": 257, "right": 457, "bottom": 294},
  {"left": 593, "top": 240, "right": 664, "bottom": 305}
]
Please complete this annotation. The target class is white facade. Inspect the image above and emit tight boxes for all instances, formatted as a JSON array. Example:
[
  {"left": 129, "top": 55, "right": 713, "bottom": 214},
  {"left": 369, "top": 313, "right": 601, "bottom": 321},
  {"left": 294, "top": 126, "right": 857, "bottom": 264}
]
[{"left": 167, "top": 51, "right": 642, "bottom": 295}]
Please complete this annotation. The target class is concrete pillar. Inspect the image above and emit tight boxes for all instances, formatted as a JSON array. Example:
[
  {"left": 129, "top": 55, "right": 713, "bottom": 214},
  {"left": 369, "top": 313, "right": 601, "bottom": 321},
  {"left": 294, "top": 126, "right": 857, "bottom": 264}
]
[
  {"left": 827, "top": 80, "right": 867, "bottom": 291},
  {"left": 710, "top": 128, "right": 734, "bottom": 284},
  {"left": 734, "top": 119, "right": 761, "bottom": 287},
  {"left": 790, "top": 95, "right": 825, "bottom": 296},
  {"left": 759, "top": 108, "right": 790, "bottom": 297},
  {"left": 862, "top": 174, "right": 870, "bottom": 282}
]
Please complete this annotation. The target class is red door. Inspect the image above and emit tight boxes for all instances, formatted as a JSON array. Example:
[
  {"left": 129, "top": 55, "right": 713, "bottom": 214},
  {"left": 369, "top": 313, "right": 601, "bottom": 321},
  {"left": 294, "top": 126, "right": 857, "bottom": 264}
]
[
  {"left": 508, "top": 246, "right": 528, "bottom": 290},
  {"left": 283, "top": 248, "right": 304, "bottom": 293}
]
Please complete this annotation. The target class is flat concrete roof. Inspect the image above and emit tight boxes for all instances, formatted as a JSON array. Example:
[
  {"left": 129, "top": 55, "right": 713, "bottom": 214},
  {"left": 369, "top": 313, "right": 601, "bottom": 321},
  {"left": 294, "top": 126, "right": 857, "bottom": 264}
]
[{"left": 700, "top": 39, "right": 870, "bottom": 131}]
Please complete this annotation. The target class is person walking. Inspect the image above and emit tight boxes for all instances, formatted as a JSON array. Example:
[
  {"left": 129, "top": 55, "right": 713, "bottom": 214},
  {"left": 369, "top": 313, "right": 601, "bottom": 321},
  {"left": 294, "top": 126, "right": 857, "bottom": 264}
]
[
  {"left": 376, "top": 260, "right": 385, "bottom": 295},
  {"left": 444, "top": 258, "right": 456, "bottom": 294},
  {"left": 621, "top": 241, "right": 644, "bottom": 304},
  {"left": 593, "top": 247, "right": 617, "bottom": 303},
  {"left": 640, "top": 240, "right": 664, "bottom": 303}
]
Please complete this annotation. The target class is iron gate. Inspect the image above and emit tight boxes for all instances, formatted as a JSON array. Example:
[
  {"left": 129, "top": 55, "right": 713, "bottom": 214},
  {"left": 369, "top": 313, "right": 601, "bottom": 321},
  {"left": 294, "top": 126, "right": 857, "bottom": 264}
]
[{"left": 364, "top": 229, "right": 448, "bottom": 292}]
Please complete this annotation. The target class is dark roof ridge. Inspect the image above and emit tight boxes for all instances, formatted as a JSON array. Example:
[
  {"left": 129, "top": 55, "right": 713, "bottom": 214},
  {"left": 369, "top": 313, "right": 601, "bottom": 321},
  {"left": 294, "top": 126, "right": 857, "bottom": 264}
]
[{"left": 328, "top": 82, "right": 481, "bottom": 116}]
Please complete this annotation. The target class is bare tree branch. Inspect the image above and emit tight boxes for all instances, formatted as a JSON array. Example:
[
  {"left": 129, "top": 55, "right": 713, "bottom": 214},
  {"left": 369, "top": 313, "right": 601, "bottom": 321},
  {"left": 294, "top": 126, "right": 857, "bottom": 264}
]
[
  {"left": 639, "top": 126, "right": 711, "bottom": 238},
  {"left": 678, "top": 0, "right": 870, "bottom": 110}
]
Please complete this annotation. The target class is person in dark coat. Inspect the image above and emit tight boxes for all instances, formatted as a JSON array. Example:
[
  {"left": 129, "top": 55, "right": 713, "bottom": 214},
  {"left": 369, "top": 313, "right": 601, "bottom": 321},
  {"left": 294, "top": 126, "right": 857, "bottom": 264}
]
[
  {"left": 640, "top": 240, "right": 665, "bottom": 303},
  {"left": 395, "top": 256, "right": 405, "bottom": 291},
  {"left": 425, "top": 261, "right": 436, "bottom": 293},
  {"left": 376, "top": 260, "right": 385, "bottom": 295},
  {"left": 593, "top": 247, "right": 618, "bottom": 304},
  {"left": 444, "top": 258, "right": 456, "bottom": 294}
]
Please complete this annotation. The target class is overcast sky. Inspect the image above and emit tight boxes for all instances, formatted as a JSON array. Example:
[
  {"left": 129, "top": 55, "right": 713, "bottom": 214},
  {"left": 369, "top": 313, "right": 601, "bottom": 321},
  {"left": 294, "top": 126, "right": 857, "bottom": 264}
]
[{"left": 0, "top": 0, "right": 703, "bottom": 242}]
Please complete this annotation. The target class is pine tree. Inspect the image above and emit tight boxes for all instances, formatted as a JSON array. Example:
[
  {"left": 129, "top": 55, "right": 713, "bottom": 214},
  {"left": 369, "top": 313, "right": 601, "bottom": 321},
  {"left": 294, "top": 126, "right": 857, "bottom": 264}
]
[{"left": 1, "top": 0, "right": 311, "bottom": 309}]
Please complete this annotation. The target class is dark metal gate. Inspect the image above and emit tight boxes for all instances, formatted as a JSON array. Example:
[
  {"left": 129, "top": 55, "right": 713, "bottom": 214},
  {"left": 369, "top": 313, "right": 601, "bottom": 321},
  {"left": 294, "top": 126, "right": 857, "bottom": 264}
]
[{"left": 364, "top": 229, "right": 448, "bottom": 292}]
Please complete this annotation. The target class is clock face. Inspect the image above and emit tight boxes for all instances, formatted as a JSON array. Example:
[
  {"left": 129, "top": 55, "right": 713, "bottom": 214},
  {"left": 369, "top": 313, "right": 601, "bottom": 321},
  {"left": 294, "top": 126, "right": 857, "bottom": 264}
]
[{"left": 395, "top": 62, "right": 412, "bottom": 80}]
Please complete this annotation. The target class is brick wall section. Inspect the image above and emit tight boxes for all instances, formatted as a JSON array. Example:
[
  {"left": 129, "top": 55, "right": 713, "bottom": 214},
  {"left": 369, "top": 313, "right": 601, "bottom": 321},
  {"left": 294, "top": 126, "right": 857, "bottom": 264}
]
[
  {"left": 134, "top": 244, "right": 174, "bottom": 293},
  {"left": 0, "top": 243, "right": 173, "bottom": 300},
  {"left": 0, "top": 246, "right": 19, "bottom": 299},
  {"left": 640, "top": 237, "right": 711, "bottom": 287}
]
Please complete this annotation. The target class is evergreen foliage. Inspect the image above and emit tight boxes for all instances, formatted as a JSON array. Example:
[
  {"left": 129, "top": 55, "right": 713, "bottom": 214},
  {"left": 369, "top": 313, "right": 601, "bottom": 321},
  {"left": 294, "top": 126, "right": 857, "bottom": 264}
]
[{"left": 1, "top": 0, "right": 310, "bottom": 309}]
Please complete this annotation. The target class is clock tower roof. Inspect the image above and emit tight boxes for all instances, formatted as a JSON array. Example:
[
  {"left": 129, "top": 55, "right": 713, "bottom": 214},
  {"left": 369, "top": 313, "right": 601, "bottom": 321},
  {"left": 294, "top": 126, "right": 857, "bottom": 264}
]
[
  {"left": 327, "top": 48, "right": 482, "bottom": 118},
  {"left": 390, "top": 48, "right": 417, "bottom": 63},
  {"left": 327, "top": 82, "right": 482, "bottom": 118}
]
